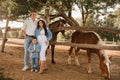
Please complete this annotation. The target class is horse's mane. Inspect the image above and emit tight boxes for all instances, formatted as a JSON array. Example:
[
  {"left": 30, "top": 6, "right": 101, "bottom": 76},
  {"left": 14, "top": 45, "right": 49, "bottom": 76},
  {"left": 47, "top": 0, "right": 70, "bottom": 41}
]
[
  {"left": 49, "top": 20, "right": 60, "bottom": 27},
  {"left": 84, "top": 31, "right": 102, "bottom": 41}
]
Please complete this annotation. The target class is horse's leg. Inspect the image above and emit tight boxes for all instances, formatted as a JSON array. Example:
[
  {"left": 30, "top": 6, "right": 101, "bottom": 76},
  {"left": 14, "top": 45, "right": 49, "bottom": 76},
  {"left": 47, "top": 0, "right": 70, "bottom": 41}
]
[
  {"left": 87, "top": 49, "right": 92, "bottom": 73},
  {"left": 46, "top": 45, "right": 50, "bottom": 55},
  {"left": 74, "top": 47, "right": 80, "bottom": 66},
  {"left": 51, "top": 45, "right": 56, "bottom": 64},
  {"left": 68, "top": 47, "right": 73, "bottom": 65}
]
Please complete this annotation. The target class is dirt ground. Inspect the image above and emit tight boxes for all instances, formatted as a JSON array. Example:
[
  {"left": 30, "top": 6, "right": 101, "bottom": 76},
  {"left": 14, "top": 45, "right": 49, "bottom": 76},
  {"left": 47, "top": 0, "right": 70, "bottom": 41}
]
[{"left": 0, "top": 39, "right": 120, "bottom": 80}]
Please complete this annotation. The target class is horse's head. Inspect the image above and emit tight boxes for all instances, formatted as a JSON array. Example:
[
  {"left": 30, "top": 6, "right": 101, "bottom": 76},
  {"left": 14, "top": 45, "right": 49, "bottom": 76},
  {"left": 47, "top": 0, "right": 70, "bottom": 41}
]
[
  {"left": 59, "top": 19, "right": 66, "bottom": 27},
  {"left": 100, "top": 50, "right": 111, "bottom": 80},
  {"left": 49, "top": 19, "right": 66, "bottom": 37},
  {"left": 58, "top": 19, "right": 66, "bottom": 37}
]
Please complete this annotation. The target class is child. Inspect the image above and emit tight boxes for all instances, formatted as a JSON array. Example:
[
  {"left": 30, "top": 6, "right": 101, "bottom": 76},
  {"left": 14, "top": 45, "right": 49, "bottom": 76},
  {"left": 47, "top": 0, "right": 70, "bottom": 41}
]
[{"left": 28, "top": 36, "right": 41, "bottom": 72}]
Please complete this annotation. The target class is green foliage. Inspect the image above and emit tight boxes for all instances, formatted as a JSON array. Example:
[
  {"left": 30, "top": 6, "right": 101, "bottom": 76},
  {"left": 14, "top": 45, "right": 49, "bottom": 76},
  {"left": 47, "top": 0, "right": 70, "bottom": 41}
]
[
  {"left": 100, "top": 12, "right": 120, "bottom": 41},
  {"left": 64, "top": 31, "right": 72, "bottom": 40},
  {"left": 85, "top": 10, "right": 120, "bottom": 41},
  {"left": 18, "top": 31, "right": 24, "bottom": 39},
  {"left": 0, "top": 0, "right": 44, "bottom": 20},
  {"left": 0, "top": 0, "right": 17, "bottom": 19},
  {"left": 10, "top": 31, "right": 19, "bottom": 38},
  {"left": 7, "top": 30, "right": 23, "bottom": 38},
  {"left": 57, "top": 32, "right": 65, "bottom": 41},
  {"left": 112, "top": 8, "right": 120, "bottom": 29},
  {"left": 85, "top": 14, "right": 96, "bottom": 26},
  {"left": 97, "top": 31, "right": 120, "bottom": 41},
  {"left": 75, "top": 0, "right": 120, "bottom": 26},
  {"left": 57, "top": 31, "right": 72, "bottom": 42}
]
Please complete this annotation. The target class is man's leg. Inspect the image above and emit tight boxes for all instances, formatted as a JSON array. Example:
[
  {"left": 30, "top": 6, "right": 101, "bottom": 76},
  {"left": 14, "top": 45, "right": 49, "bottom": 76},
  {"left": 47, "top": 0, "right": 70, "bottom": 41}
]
[{"left": 22, "top": 37, "right": 32, "bottom": 71}]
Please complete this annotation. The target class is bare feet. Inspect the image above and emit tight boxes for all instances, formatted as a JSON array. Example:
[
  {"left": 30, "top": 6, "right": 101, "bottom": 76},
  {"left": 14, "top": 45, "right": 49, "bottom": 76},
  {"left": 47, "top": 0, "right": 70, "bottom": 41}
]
[
  {"left": 39, "top": 70, "right": 44, "bottom": 74},
  {"left": 44, "top": 68, "right": 48, "bottom": 71}
]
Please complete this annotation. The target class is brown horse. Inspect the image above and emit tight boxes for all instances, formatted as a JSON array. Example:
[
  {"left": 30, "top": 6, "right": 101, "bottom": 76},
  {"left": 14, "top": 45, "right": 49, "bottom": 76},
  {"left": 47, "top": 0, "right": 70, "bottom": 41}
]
[
  {"left": 49, "top": 19, "right": 66, "bottom": 63},
  {"left": 68, "top": 30, "right": 111, "bottom": 79}
]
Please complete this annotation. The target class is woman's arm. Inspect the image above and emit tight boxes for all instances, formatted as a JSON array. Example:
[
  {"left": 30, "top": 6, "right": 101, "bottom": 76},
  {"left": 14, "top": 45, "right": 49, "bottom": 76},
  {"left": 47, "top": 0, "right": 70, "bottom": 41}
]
[
  {"left": 36, "top": 44, "right": 41, "bottom": 52},
  {"left": 47, "top": 27, "right": 52, "bottom": 40}
]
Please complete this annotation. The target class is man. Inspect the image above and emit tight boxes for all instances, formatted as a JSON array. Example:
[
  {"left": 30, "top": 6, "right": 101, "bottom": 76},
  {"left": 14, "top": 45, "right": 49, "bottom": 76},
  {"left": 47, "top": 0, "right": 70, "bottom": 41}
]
[{"left": 21, "top": 10, "right": 37, "bottom": 71}]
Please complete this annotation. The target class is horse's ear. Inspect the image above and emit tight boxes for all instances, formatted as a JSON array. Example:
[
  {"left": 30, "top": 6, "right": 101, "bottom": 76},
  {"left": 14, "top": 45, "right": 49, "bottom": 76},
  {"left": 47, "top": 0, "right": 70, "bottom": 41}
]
[{"left": 59, "top": 18, "right": 62, "bottom": 20}]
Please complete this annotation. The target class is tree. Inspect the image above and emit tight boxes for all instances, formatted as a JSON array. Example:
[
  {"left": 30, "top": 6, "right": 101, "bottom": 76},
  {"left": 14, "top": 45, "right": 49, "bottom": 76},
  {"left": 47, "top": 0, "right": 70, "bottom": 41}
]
[
  {"left": 75, "top": 0, "right": 120, "bottom": 26},
  {"left": 112, "top": 8, "right": 120, "bottom": 29},
  {"left": 0, "top": 0, "right": 17, "bottom": 52},
  {"left": 0, "top": 0, "right": 44, "bottom": 52}
]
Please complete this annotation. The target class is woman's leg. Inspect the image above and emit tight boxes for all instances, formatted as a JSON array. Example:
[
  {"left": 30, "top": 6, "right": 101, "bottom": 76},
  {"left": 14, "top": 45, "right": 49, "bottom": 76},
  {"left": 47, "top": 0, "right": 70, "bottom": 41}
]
[
  {"left": 39, "top": 44, "right": 48, "bottom": 73},
  {"left": 39, "top": 61, "right": 44, "bottom": 74},
  {"left": 44, "top": 60, "right": 48, "bottom": 70}
]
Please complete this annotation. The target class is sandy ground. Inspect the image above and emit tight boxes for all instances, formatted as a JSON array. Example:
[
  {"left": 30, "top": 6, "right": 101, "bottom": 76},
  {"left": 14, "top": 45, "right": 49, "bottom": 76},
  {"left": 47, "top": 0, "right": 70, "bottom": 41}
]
[{"left": 0, "top": 39, "right": 120, "bottom": 80}]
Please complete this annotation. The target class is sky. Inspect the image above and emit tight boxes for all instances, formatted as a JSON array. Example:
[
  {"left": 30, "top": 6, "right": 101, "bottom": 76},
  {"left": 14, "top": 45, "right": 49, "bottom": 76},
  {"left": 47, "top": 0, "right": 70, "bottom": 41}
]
[
  {"left": 0, "top": 20, "right": 23, "bottom": 28},
  {"left": 72, "top": 4, "right": 81, "bottom": 19}
]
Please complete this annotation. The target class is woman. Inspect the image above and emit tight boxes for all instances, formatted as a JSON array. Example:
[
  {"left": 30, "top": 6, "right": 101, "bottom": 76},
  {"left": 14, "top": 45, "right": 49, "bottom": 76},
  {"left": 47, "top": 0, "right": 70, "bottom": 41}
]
[{"left": 35, "top": 20, "right": 52, "bottom": 74}]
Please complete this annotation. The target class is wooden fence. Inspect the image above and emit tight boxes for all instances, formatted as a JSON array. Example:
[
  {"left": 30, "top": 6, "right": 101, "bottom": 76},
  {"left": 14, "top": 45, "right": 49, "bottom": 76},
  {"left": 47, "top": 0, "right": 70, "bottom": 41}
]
[{"left": 0, "top": 26, "right": 120, "bottom": 51}]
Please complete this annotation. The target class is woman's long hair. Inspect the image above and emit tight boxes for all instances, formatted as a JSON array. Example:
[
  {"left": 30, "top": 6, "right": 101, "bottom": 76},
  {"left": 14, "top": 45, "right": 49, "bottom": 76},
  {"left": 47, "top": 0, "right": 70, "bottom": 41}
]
[{"left": 37, "top": 20, "right": 48, "bottom": 36}]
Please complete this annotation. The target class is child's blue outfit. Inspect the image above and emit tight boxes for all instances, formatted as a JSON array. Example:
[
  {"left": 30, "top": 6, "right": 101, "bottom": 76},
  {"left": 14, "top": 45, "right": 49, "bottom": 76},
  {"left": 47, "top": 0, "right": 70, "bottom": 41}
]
[{"left": 28, "top": 43, "right": 41, "bottom": 70}]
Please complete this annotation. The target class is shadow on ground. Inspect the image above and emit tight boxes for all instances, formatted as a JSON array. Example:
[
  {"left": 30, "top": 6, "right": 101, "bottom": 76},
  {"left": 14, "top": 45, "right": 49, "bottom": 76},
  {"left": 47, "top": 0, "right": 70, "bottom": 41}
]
[{"left": 0, "top": 67, "right": 13, "bottom": 80}]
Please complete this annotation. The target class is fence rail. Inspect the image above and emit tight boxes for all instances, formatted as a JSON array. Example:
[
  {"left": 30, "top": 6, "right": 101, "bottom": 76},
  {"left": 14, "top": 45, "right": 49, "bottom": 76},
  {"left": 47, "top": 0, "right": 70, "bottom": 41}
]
[
  {"left": 51, "top": 42, "right": 120, "bottom": 51},
  {"left": 0, "top": 38, "right": 119, "bottom": 51},
  {"left": 50, "top": 26, "right": 120, "bottom": 34},
  {"left": 1, "top": 26, "right": 120, "bottom": 34},
  {"left": 0, "top": 26, "right": 120, "bottom": 52}
]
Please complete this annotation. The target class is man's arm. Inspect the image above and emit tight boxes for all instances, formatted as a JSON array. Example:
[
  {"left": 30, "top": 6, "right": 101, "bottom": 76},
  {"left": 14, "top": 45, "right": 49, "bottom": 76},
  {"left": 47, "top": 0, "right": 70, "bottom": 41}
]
[
  {"left": 21, "top": 29, "right": 28, "bottom": 38},
  {"left": 21, "top": 20, "right": 28, "bottom": 38}
]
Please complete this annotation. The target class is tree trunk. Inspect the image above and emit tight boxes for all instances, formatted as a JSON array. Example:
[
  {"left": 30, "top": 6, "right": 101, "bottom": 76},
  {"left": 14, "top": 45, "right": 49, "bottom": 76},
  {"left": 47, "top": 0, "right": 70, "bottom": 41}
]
[
  {"left": 1, "top": 18, "right": 9, "bottom": 52},
  {"left": 54, "top": 7, "right": 81, "bottom": 28},
  {"left": 45, "top": 7, "right": 50, "bottom": 27},
  {"left": 68, "top": 10, "right": 71, "bottom": 18}
]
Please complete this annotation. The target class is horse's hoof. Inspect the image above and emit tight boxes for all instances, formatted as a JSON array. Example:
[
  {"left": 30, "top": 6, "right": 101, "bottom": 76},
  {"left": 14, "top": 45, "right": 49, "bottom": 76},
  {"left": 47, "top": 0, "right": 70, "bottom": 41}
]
[
  {"left": 104, "top": 76, "right": 110, "bottom": 80},
  {"left": 76, "top": 63, "right": 80, "bottom": 66},
  {"left": 52, "top": 61, "right": 56, "bottom": 64},
  {"left": 104, "top": 77, "right": 110, "bottom": 80},
  {"left": 68, "top": 62, "right": 72, "bottom": 65},
  {"left": 88, "top": 70, "right": 92, "bottom": 74}
]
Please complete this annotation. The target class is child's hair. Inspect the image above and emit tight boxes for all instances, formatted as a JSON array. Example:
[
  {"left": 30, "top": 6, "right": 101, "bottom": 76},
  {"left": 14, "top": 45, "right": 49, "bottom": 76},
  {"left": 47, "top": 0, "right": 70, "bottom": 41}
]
[
  {"left": 30, "top": 10, "right": 37, "bottom": 13},
  {"left": 32, "top": 36, "right": 37, "bottom": 39},
  {"left": 29, "top": 36, "right": 37, "bottom": 45}
]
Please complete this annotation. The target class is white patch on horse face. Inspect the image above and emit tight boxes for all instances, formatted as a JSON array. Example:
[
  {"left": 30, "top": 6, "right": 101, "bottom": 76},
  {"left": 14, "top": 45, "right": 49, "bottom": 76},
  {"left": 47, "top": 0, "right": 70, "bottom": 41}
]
[
  {"left": 100, "top": 50, "right": 111, "bottom": 78},
  {"left": 106, "top": 62, "right": 110, "bottom": 78}
]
